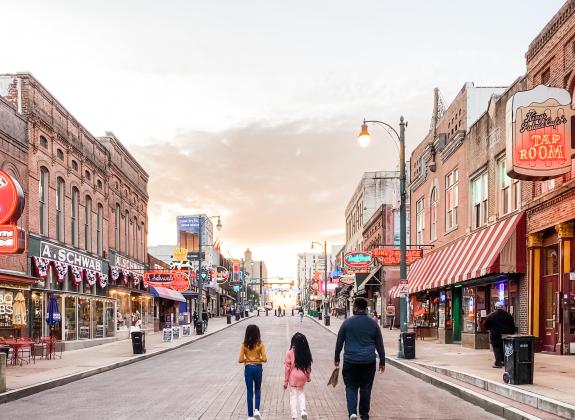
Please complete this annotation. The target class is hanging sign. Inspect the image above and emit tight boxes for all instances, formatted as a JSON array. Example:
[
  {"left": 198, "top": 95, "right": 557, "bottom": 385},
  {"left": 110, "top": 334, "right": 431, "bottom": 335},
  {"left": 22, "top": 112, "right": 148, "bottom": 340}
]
[
  {"left": 143, "top": 270, "right": 190, "bottom": 292},
  {"left": 372, "top": 248, "right": 422, "bottom": 265},
  {"left": 0, "top": 170, "right": 26, "bottom": 254},
  {"left": 506, "top": 84, "right": 574, "bottom": 180},
  {"left": 343, "top": 252, "right": 373, "bottom": 268}
]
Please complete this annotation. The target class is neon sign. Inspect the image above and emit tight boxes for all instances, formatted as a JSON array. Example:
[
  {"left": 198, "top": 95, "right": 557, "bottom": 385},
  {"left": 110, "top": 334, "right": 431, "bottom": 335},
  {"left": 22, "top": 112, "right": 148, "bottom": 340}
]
[
  {"left": 343, "top": 252, "right": 373, "bottom": 268},
  {"left": 143, "top": 270, "right": 190, "bottom": 292},
  {"left": 372, "top": 248, "right": 422, "bottom": 265},
  {"left": 506, "top": 84, "right": 574, "bottom": 180},
  {"left": 0, "top": 170, "right": 25, "bottom": 254}
]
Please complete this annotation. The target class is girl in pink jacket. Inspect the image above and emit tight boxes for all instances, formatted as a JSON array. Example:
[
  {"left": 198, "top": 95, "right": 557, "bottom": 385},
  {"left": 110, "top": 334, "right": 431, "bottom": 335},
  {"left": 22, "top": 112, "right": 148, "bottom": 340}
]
[{"left": 283, "top": 333, "right": 313, "bottom": 420}]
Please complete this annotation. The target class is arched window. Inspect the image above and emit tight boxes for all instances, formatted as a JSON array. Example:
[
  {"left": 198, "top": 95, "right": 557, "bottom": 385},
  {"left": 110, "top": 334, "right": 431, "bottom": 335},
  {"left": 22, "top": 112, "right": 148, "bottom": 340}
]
[
  {"left": 115, "top": 204, "right": 121, "bottom": 251},
  {"left": 39, "top": 167, "right": 49, "bottom": 235},
  {"left": 85, "top": 170, "right": 91, "bottom": 181},
  {"left": 133, "top": 217, "right": 138, "bottom": 259},
  {"left": 72, "top": 187, "right": 79, "bottom": 246},
  {"left": 85, "top": 196, "right": 92, "bottom": 252},
  {"left": 56, "top": 177, "right": 65, "bottom": 242},
  {"left": 39, "top": 136, "right": 48, "bottom": 148},
  {"left": 124, "top": 210, "right": 129, "bottom": 255},
  {"left": 430, "top": 187, "right": 438, "bottom": 241},
  {"left": 57, "top": 149, "right": 64, "bottom": 160},
  {"left": 97, "top": 204, "right": 104, "bottom": 257},
  {"left": 97, "top": 179, "right": 102, "bottom": 189},
  {"left": 71, "top": 160, "right": 78, "bottom": 171}
]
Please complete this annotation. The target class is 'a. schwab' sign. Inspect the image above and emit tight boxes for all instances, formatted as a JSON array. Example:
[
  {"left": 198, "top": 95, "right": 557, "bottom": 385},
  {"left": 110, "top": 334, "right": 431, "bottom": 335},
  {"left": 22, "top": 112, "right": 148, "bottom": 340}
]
[
  {"left": 506, "top": 84, "right": 574, "bottom": 180},
  {"left": 40, "top": 241, "right": 102, "bottom": 272}
]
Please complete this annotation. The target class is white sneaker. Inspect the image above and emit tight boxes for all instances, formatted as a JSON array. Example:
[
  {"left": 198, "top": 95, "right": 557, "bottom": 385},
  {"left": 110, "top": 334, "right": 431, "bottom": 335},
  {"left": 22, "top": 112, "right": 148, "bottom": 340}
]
[
  {"left": 350, "top": 415, "right": 358, "bottom": 420},
  {"left": 301, "top": 411, "right": 308, "bottom": 420},
  {"left": 248, "top": 417, "right": 254, "bottom": 420},
  {"left": 254, "top": 409, "right": 261, "bottom": 420}
]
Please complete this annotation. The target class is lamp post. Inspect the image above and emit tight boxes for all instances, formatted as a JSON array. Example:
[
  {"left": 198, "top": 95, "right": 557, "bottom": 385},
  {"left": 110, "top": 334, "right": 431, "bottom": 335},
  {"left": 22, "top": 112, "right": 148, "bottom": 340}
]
[
  {"left": 196, "top": 215, "right": 222, "bottom": 334},
  {"left": 311, "top": 240, "right": 329, "bottom": 326},
  {"left": 357, "top": 117, "right": 408, "bottom": 334}
]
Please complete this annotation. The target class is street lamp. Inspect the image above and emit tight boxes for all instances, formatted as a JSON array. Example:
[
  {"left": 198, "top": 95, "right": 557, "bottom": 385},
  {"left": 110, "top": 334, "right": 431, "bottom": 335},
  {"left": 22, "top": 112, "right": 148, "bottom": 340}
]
[
  {"left": 311, "top": 240, "right": 330, "bottom": 326},
  {"left": 196, "top": 215, "right": 222, "bottom": 334},
  {"left": 357, "top": 118, "right": 408, "bottom": 334}
]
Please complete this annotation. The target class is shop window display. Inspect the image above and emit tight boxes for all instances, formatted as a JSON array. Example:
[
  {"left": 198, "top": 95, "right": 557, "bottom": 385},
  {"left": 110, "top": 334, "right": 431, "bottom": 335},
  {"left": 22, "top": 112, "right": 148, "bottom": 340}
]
[
  {"left": 92, "top": 300, "right": 104, "bottom": 338},
  {"left": 105, "top": 300, "right": 115, "bottom": 337},
  {"left": 78, "top": 297, "right": 91, "bottom": 339},
  {"left": 65, "top": 295, "right": 77, "bottom": 341},
  {"left": 463, "top": 287, "right": 475, "bottom": 333},
  {"left": 31, "top": 292, "right": 44, "bottom": 339}
]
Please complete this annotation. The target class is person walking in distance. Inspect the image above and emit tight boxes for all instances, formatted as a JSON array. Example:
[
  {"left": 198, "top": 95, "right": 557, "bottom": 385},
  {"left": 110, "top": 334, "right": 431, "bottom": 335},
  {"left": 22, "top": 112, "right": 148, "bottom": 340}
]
[
  {"left": 484, "top": 301, "right": 515, "bottom": 368},
  {"left": 298, "top": 306, "right": 304, "bottom": 323},
  {"left": 335, "top": 297, "right": 385, "bottom": 420},
  {"left": 284, "top": 332, "right": 312, "bottom": 420},
  {"left": 239, "top": 324, "right": 268, "bottom": 420}
]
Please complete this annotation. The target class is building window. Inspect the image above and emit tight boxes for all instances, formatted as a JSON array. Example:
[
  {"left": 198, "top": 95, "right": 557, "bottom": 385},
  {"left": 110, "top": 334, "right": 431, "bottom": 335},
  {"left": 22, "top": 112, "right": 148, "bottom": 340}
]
[
  {"left": 85, "top": 196, "right": 92, "bottom": 252},
  {"left": 97, "top": 179, "right": 102, "bottom": 190},
  {"left": 541, "top": 68, "right": 551, "bottom": 85},
  {"left": 39, "top": 167, "right": 49, "bottom": 235},
  {"left": 446, "top": 168, "right": 458, "bottom": 230},
  {"left": 85, "top": 170, "right": 91, "bottom": 181},
  {"left": 97, "top": 204, "right": 103, "bottom": 257},
  {"left": 541, "top": 178, "right": 556, "bottom": 194},
  {"left": 416, "top": 198, "right": 425, "bottom": 245},
  {"left": 430, "top": 187, "right": 437, "bottom": 241},
  {"left": 57, "top": 149, "right": 64, "bottom": 160},
  {"left": 124, "top": 211, "right": 129, "bottom": 255},
  {"left": 133, "top": 217, "right": 138, "bottom": 259},
  {"left": 72, "top": 187, "right": 79, "bottom": 246},
  {"left": 56, "top": 177, "right": 65, "bottom": 242},
  {"left": 71, "top": 160, "right": 78, "bottom": 171},
  {"left": 115, "top": 204, "right": 121, "bottom": 250},
  {"left": 39, "top": 136, "right": 48, "bottom": 148},
  {"left": 472, "top": 171, "right": 488, "bottom": 229},
  {"left": 497, "top": 158, "right": 511, "bottom": 215}
]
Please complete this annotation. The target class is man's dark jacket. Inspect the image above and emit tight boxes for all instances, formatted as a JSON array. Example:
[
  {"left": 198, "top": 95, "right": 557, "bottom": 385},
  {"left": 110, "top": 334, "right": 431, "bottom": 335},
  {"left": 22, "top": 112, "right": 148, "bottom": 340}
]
[
  {"left": 483, "top": 309, "right": 515, "bottom": 343},
  {"left": 335, "top": 312, "right": 385, "bottom": 365}
]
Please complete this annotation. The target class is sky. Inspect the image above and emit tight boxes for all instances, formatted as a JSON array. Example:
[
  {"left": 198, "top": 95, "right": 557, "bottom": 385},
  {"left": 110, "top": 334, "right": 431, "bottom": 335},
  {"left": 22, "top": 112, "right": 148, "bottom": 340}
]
[{"left": 1, "top": 0, "right": 565, "bottom": 278}]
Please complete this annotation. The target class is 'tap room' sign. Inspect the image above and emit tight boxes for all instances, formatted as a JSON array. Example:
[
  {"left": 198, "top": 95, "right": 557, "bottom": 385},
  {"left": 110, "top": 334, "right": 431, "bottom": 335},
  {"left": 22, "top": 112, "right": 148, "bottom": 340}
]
[{"left": 506, "top": 84, "right": 574, "bottom": 180}]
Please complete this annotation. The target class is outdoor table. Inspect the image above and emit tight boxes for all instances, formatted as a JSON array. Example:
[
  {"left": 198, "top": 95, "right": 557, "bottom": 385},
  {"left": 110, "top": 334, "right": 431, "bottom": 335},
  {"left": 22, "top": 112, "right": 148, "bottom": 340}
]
[{"left": 4, "top": 339, "right": 34, "bottom": 366}]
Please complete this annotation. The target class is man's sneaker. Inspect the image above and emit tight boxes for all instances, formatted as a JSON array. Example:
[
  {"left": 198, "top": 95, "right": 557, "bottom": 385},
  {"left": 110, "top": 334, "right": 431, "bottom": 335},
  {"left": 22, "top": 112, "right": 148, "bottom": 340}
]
[
  {"left": 350, "top": 415, "right": 358, "bottom": 420},
  {"left": 301, "top": 411, "right": 308, "bottom": 420},
  {"left": 254, "top": 409, "right": 261, "bottom": 420}
]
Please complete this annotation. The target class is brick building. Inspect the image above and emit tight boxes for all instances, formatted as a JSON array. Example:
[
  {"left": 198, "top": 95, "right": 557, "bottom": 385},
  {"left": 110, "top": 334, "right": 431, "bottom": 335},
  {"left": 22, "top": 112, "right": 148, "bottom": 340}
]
[
  {"left": 521, "top": 0, "right": 575, "bottom": 355},
  {"left": 0, "top": 73, "right": 154, "bottom": 347}
]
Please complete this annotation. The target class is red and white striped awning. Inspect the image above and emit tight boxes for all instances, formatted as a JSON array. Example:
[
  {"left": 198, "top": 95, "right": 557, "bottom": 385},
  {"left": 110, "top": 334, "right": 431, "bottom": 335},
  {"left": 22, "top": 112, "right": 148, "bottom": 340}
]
[
  {"left": 407, "top": 213, "right": 525, "bottom": 294},
  {"left": 388, "top": 285, "right": 401, "bottom": 299}
]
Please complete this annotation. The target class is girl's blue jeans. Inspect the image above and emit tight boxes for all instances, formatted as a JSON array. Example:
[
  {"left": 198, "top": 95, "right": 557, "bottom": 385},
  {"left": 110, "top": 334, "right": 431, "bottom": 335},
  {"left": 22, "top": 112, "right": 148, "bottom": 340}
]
[{"left": 244, "top": 364, "right": 263, "bottom": 416}]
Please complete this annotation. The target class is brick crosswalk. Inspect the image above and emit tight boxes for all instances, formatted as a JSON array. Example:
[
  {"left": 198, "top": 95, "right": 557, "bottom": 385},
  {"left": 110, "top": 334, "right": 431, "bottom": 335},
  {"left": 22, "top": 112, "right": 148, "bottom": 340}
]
[{"left": 1, "top": 315, "right": 500, "bottom": 419}]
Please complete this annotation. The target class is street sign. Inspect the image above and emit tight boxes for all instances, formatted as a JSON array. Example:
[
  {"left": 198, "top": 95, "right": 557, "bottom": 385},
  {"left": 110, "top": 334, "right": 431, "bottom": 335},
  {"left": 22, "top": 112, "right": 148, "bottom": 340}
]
[
  {"left": 187, "top": 252, "right": 205, "bottom": 261},
  {"left": 248, "top": 278, "right": 260, "bottom": 285}
]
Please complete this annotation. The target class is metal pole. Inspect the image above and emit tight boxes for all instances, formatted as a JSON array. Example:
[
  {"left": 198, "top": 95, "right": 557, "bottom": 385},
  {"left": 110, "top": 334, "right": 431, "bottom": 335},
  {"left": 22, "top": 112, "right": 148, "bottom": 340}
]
[
  {"left": 197, "top": 216, "right": 203, "bottom": 334},
  {"left": 399, "top": 116, "right": 408, "bottom": 333},
  {"left": 324, "top": 241, "right": 329, "bottom": 324}
]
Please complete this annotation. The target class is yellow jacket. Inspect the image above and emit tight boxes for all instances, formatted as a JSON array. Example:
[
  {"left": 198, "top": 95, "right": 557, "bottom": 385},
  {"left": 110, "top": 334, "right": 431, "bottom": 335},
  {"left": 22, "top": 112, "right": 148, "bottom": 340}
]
[{"left": 238, "top": 342, "right": 268, "bottom": 364}]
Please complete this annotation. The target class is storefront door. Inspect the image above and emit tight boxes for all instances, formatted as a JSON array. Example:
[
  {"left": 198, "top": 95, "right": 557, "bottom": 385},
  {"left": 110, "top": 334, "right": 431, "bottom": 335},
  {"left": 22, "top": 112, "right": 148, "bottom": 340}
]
[
  {"left": 541, "top": 276, "right": 557, "bottom": 352},
  {"left": 452, "top": 288, "right": 462, "bottom": 342}
]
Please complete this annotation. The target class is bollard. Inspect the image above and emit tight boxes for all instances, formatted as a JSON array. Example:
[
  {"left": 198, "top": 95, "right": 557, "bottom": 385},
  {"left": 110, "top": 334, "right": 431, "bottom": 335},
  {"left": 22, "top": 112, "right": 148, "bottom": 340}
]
[
  {"left": 266, "top": 309, "right": 269, "bottom": 316},
  {"left": 283, "top": 309, "right": 285, "bottom": 317},
  {"left": 1, "top": 353, "right": 7, "bottom": 392},
  {"left": 227, "top": 314, "right": 232, "bottom": 324},
  {"left": 257, "top": 309, "right": 260, "bottom": 316},
  {"left": 292, "top": 309, "right": 294, "bottom": 316}
]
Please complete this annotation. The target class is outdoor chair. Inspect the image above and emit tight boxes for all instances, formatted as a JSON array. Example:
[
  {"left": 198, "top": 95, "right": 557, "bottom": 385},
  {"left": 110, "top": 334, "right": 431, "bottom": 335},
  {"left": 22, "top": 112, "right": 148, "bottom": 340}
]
[
  {"left": 17, "top": 342, "right": 33, "bottom": 365},
  {"left": 53, "top": 340, "right": 64, "bottom": 359},
  {"left": 33, "top": 340, "right": 48, "bottom": 360}
]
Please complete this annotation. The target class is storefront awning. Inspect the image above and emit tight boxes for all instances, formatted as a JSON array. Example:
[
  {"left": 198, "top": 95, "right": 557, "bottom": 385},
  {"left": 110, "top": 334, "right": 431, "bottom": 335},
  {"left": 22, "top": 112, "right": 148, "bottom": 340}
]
[
  {"left": 407, "top": 213, "right": 525, "bottom": 295},
  {"left": 150, "top": 286, "right": 186, "bottom": 303},
  {"left": 357, "top": 266, "right": 382, "bottom": 292}
]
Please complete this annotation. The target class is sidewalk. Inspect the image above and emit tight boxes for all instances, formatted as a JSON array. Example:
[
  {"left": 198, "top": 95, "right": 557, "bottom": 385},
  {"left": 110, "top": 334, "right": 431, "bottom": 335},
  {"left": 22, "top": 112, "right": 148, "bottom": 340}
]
[
  {"left": 1, "top": 315, "right": 252, "bottom": 397},
  {"left": 315, "top": 315, "right": 575, "bottom": 417}
]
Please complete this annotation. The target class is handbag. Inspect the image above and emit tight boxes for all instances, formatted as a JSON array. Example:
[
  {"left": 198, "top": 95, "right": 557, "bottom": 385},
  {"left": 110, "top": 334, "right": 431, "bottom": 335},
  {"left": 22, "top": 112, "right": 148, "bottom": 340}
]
[{"left": 327, "top": 367, "right": 339, "bottom": 387}]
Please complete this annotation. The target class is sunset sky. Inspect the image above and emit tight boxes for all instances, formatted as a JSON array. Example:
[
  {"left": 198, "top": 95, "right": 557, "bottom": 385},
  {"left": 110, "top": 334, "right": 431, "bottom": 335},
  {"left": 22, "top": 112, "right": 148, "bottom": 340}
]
[{"left": 2, "top": 0, "right": 564, "bottom": 278}]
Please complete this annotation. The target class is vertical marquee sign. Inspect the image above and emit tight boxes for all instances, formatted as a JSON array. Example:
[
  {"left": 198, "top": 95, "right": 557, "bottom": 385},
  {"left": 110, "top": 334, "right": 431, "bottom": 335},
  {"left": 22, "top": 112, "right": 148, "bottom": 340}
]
[
  {"left": 506, "top": 84, "right": 574, "bottom": 180},
  {"left": 0, "top": 170, "right": 25, "bottom": 254}
]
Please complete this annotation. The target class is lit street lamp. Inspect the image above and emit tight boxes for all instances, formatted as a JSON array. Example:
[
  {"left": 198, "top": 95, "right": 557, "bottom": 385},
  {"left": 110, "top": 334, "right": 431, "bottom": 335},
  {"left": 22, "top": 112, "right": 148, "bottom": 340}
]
[
  {"left": 311, "top": 240, "right": 330, "bottom": 326},
  {"left": 357, "top": 118, "right": 408, "bottom": 335},
  {"left": 196, "top": 215, "right": 222, "bottom": 334}
]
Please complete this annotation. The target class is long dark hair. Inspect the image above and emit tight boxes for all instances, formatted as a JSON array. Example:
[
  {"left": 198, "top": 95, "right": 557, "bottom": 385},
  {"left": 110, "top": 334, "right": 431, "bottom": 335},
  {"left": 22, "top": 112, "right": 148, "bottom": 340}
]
[
  {"left": 290, "top": 332, "right": 312, "bottom": 372},
  {"left": 243, "top": 324, "right": 261, "bottom": 350}
]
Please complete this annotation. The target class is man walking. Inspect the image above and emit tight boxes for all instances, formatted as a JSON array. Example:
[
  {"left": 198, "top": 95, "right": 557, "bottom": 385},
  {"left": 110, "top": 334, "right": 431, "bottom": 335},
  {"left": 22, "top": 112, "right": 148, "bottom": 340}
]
[
  {"left": 298, "top": 306, "right": 304, "bottom": 323},
  {"left": 484, "top": 301, "right": 515, "bottom": 368},
  {"left": 335, "top": 297, "right": 385, "bottom": 420}
]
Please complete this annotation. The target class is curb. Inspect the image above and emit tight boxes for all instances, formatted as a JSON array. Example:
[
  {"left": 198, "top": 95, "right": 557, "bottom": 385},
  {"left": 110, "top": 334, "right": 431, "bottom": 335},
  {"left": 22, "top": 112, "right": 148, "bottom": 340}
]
[
  {"left": 0, "top": 314, "right": 255, "bottom": 405},
  {"left": 306, "top": 316, "right": 544, "bottom": 420}
]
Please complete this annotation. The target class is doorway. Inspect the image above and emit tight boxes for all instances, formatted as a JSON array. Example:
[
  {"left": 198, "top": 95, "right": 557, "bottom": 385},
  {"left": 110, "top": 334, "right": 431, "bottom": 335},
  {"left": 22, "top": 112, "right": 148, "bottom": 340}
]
[
  {"left": 452, "top": 288, "right": 462, "bottom": 342},
  {"left": 541, "top": 244, "right": 559, "bottom": 352}
]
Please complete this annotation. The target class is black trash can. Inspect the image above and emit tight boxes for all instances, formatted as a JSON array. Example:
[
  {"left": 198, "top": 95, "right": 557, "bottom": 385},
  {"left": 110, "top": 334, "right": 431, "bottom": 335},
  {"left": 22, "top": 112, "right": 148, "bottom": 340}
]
[
  {"left": 130, "top": 331, "right": 146, "bottom": 354},
  {"left": 318, "top": 311, "right": 322, "bottom": 321},
  {"left": 235, "top": 313, "right": 240, "bottom": 321},
  {"left": 257, "top": 310, "right": 260, "bottom": 316},
  {"left": 502, "top": 335, "right": 535, "bottom": 385},
  {"left": 398, "top": 332, "right": 416, "bottom": 359},
  {"left": 245, "top": 310, "right": 249, "bottom": 318},
  {"left": 227, "top": 314, "right": 232, "bottom": 324},
  {"left": 324, "top": 315, "right": 330, "bottom": 326}
]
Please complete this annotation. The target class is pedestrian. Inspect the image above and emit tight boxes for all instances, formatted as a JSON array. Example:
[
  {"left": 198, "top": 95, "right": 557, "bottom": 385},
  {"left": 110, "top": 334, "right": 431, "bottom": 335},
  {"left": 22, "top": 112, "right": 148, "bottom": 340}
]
[
  {"left": 284, "top": 332, "right": 312, "bottom": 420},
  {"left": 238, "top": 324, "right": 267, "bottom": 420},
  {"left": 483, "top": 301, "right": 515, "bottom": 368},
  {"left": 372, "top": 311, "right": 378, "bottom": 322},
  {"left": 335, "top": 297, "right": 385, "bottom": 420},
  {"left": 278, "top": 306, "right": 282, "bottom": 317},
  {"left": 298, "top": 306, "right": 304, "bottom": 323}
]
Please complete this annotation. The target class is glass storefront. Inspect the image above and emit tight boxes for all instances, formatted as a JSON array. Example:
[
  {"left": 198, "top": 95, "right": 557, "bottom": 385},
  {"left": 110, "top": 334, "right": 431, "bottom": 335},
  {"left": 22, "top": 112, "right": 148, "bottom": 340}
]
[
  {"left": 0, "top": 287, "right": 31, "bottom": 338},
  {"left": 109, "top": 289, "right": 153, "bottom": 330}
]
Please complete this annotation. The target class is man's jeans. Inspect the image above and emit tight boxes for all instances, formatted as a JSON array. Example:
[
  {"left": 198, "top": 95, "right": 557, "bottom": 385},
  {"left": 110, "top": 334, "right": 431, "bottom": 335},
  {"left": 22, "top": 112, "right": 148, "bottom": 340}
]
[
  {"left": 492, "top": 337, "right": 504, "bottom": 366},
  {"left": 342, "top": 361, "right": 377, "bottom": 419},
  {"left": 244, "top": 364, "right": 263, "bottom": 417}
]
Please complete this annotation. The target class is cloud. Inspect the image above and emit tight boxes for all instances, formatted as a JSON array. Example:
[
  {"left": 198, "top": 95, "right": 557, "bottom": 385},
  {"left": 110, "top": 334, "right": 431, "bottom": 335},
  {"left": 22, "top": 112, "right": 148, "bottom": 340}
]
[{"left": 130, "top": 118, "right": 399, "bottom": 275}]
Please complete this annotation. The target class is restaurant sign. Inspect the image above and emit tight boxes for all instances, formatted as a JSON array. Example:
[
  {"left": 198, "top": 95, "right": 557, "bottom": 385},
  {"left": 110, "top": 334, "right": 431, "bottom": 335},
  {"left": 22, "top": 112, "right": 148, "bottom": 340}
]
[
  {"left": 143, "top": 270, "right": 190, "bottom": 292},
  {"left": 0, "top": 170, "right": 26, "bottom": 254},
  {"left": 343, "top": 252, "right": 373, "bottom": 268},
  {"left": 506, "top": 84, "right": 574, "bottom": 180},
  {"left": 372, "top": 248, "right": 422, "bottom": 265},
  {"left": 40, "top": 241, "right": 102, "bottom": 272}
]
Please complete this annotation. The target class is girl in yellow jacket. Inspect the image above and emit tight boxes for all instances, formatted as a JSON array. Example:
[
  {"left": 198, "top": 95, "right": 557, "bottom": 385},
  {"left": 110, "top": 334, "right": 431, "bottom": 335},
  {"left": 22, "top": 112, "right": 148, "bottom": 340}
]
[{"left": 239, "top": 324, "right": 267, "bottom": 420}]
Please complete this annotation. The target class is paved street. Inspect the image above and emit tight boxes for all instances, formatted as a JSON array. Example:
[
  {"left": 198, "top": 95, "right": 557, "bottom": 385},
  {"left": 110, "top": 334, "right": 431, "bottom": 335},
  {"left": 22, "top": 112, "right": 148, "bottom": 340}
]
[{"left": 1, "top": 316, "right": 500, "bottom": 420}]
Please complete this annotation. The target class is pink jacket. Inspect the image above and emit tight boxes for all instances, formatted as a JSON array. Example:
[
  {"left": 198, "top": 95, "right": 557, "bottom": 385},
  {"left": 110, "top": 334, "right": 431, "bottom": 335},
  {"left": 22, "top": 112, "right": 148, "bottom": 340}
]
[{"left": 284, "top": 348, "right": 311, "bottom": 387}]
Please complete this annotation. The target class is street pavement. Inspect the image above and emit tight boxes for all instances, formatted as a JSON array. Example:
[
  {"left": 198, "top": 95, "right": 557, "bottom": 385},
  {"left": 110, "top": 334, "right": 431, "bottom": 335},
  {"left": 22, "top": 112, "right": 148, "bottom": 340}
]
[{"left": 1, "top": 315, "right": 501, "bottom": 420}]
